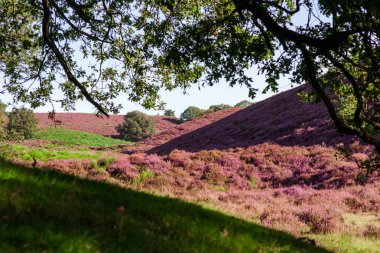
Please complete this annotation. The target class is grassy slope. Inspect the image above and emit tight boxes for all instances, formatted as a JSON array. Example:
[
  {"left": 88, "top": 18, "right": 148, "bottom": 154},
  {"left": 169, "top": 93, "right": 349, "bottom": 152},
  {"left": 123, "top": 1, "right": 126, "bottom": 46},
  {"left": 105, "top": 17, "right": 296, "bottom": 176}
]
[
  {"left": 0, "top": 161, "right": 328, "bottom": 253},
  {"left": 35, "top": 127, "right": 130, "bottom": 147}
]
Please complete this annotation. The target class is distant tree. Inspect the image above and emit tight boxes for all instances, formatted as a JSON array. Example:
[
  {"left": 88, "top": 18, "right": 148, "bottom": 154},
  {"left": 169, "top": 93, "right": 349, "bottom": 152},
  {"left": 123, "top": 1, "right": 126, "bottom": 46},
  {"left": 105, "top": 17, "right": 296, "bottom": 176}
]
[
  {"left": 7, "top": 108, "right": 38, "bottom": 140},
  {"left": 208, "top": 104, "right": 232, "bottom": 112},
  {"left": 117, "top": 111, "right": 155, "bottom": 142},
  {"left": 235, "top": 100, "right": 253, "bottom": 108},
  {"left": 164, "top": 109, "right": 176, "bottom": 117},
  {"left": 0, "top": 102, "right": 7, "bottom": 139},
  {"left": 180, "top": 106, "right": 204, "bottom": 122}
]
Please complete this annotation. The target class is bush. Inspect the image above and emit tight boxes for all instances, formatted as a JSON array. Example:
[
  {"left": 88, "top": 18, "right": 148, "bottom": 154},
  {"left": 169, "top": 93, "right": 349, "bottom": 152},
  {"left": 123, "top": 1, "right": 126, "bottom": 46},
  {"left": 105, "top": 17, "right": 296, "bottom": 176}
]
[
  {"left": 208, "top": 104, "right": 231, "bottom": 112},
  {"left": 164, "top": 109, "right": 175, "bottom": 117},
  {"left": 180, "top": 106, "right": 204, "bottom": 121},
  {"left": 116, "top": 111, "right": 155, "bottom": 141},
  {"left": 234, "top": 100, "right": 253, "bottom": 107},
  {"left": 6, "top": 107, "right": 38, "bottom": 140}
]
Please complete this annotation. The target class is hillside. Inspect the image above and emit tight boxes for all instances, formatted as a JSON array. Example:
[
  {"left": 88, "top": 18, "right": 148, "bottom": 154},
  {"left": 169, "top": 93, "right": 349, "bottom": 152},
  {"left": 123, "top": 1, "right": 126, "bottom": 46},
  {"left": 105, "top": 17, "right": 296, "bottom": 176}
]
[
  {"left": 130, "top": 86, "right": 361, "bottom": 154},
  {"left": 35, "top": 113, "right": 180, "bottom": 138}
]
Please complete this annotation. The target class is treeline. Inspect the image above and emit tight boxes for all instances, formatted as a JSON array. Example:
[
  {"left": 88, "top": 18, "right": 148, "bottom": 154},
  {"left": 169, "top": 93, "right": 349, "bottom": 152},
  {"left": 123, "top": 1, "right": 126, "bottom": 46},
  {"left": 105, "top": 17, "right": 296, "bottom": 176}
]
[{"left": 163, "top": 100, "right": 253, "bottom": 122}]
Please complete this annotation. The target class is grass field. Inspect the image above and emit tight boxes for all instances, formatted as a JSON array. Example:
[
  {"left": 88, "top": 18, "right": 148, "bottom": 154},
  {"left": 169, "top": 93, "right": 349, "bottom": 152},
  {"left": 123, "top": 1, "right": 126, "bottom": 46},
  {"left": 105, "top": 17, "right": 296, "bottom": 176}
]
[
  {"left": 35, "top": 127, "right": 131, "bottom": 147},
  {"left": 0, "top": 160, "right": 328, "bottom": 253}
]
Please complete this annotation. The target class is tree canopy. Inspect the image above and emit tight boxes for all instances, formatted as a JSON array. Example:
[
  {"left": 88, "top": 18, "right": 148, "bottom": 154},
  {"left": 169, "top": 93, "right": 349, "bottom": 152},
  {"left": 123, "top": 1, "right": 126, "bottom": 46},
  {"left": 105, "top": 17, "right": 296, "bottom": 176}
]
[
  {"left": 116, "top": 110, "right": 155, "bottom": 141},
  {"left": 180, "top": 106, "right": 204, "bottom": 122},
  {"left": 0, "top": 0, "right": 379, "bottom": 151}
]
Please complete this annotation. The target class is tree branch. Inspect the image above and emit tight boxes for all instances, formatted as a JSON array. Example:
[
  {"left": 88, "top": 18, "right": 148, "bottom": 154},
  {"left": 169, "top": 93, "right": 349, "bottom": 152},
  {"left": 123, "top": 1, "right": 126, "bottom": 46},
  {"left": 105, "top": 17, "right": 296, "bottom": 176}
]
[
  {"left": 51, "top": 0, "right": 110, "bottom": 43},
  {"left": 42, "top": 0, "right": 108, "bottom": 116},
  {"left": 236, "top": 0, "right": 356, "bottom": 51}
]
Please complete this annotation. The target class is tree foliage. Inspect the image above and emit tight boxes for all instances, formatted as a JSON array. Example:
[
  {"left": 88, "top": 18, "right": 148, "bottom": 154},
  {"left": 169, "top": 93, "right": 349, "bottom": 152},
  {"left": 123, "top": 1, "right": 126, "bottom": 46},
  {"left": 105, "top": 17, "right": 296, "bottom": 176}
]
[
  {"left": 0, "top": 0, "right": 379, "bottom": 150},
  {"left": 180, "top": 106, "right": 204, "bottom": 122},
  {"left": 116, "top": 111, "right": 155, "bottom": 142},
  {"left": 164, "top": 109, "right": 176, "bottom": 117},
  {"left": 6, "top": 107, "right": 38, "bottom": 140},
  {"left": 235, "top": 100, "right": 253, "bottom": 108},
  {"left": 208, "top": 104, "right": 232, "bottom": 112}
]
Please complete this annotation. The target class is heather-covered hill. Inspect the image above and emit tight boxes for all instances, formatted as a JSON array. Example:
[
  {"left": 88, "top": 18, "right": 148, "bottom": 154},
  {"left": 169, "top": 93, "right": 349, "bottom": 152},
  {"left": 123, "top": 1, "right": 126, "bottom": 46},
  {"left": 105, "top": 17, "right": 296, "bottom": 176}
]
[
  {"left": 35, "top": 113, "right": 180, "bottom": 138},
  {"left": 133, "top": 86, "right": 360, "bottom": 154}
]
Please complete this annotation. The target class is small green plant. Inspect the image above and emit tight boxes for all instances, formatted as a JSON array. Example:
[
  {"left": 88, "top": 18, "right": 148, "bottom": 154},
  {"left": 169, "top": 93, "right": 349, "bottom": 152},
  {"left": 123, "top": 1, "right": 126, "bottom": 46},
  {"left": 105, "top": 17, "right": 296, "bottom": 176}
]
[
  {"left": 117, "top": 111, "right": 155, "bottom": 142},
  {"left": 134, "top": 166, "right": 155, "bottom": 184},
  {"left": 93, "top": 157, "right": 116, "bottom": 172},
  {"left": 239, "top": 123, "right": 247, "bottom": 132},
  {"left": 249, "top": 177, "right": 257, "bottom": 189}
]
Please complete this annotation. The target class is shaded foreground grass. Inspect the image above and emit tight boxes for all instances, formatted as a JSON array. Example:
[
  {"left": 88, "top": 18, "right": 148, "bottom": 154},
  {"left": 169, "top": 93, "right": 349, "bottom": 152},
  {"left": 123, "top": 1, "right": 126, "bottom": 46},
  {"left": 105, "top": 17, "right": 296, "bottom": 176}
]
[
  {"left": 0, "top": 161, "right": 329, "bottom": 253},
  {"left": 35, "top": 127, "right": 130, "bottom": 147}
]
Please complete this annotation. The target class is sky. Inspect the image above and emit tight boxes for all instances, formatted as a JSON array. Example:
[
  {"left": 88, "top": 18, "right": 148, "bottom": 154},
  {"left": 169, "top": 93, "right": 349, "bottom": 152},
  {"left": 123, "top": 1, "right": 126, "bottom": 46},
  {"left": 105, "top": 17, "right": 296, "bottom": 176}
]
[
  {"left": 0, "top": 73, "right": 295, "bottom": 118},
  {"left": 0, "top": 3, "right": 324, "bottom": 118}
]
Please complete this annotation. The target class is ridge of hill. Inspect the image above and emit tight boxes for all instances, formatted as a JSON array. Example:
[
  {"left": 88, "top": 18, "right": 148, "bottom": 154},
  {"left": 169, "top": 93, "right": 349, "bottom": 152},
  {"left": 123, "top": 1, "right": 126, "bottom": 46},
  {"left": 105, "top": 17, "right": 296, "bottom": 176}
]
[
  {"left": 130, "top": 86, "right": 359, "bottom": 154},
  {"left": 35, "top": 113, "right": 180, "bottom": 138}
]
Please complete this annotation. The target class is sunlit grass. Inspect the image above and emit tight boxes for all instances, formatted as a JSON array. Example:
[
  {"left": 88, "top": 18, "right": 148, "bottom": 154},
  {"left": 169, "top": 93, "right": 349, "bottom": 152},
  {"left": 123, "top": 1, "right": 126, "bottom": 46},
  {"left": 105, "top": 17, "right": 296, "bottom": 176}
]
[
  {"left": 11, "top": 145, "right": 99, "bottom": 162},
  {"left": 311, "top": 233, "right": 380, "bottom": 253},
  {"left": 35, "top": 127, "right": 131, "bottom": 147}
]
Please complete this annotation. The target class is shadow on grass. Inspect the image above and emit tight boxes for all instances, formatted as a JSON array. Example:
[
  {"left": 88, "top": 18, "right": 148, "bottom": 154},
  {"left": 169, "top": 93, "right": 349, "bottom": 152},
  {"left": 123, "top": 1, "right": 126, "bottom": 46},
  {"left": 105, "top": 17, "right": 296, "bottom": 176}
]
[{"left": 0, "top": 161, "right": 330, "bottom": 253}]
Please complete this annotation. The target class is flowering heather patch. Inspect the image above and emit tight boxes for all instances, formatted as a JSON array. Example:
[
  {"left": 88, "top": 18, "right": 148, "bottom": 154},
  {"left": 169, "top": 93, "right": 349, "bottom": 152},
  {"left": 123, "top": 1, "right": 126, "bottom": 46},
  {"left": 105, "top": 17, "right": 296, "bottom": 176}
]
[
  {"left": 165, "top": 149, "right": 193, "bottom": 168},
  {"left": 144, "top": 154, "right": 171, "bottom": 174},
  {"left": 297, "top": 206, "right": 344, "bottom": 234},
  {"left": 40, "top": 158, "right": 94, "bottom": 178},
  {"left": 103, "top": 143, "right": 380, "bottom": 192},
  {"left": 106, "top": 156, "right": 138, "bottom": 181}
]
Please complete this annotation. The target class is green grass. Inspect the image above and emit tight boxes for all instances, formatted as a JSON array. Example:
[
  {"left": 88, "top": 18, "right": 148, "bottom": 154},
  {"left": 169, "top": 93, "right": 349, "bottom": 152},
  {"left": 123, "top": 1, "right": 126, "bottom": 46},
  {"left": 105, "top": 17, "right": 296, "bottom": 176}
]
[
  {"left": 0, "top": 161, "right": 329, "bottom": 253},
  {"left": 311, "top": 234, "right": 380, "bottom": 253},
  {"left": 11, "top": 145, "right": 100, "bottom": 162},
  {"left": 35, "top": 127, "right": 131, "bottom": 147}
]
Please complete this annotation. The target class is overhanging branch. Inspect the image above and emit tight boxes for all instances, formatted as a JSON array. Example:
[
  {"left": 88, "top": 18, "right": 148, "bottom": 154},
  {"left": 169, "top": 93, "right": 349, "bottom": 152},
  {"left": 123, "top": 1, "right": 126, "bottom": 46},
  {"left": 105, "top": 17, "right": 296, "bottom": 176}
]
[{"left": 42, "top": 0, "right": 108, "bottom": 116}]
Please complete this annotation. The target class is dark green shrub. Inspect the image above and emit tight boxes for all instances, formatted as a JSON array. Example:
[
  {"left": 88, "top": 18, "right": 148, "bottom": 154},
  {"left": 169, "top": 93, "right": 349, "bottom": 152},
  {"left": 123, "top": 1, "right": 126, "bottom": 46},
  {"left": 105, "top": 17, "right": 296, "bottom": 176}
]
[
  {"left": 164, "top": 109, "right": 175, "bottom": 117},
  {"left": 7, "top": 107, "right": 38, "bottom": 140},
  {"left": 180, "top": 106, "right": 204, "bottom": 121},
  {"left": 117, "top": 111, "right": 155, "bottom": 141},
  {"left": 208, "top": 104, "right": 231, "bottom": 112},
  {"left": 234, "top": 100, "right": 253, "bottom": 107}
]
